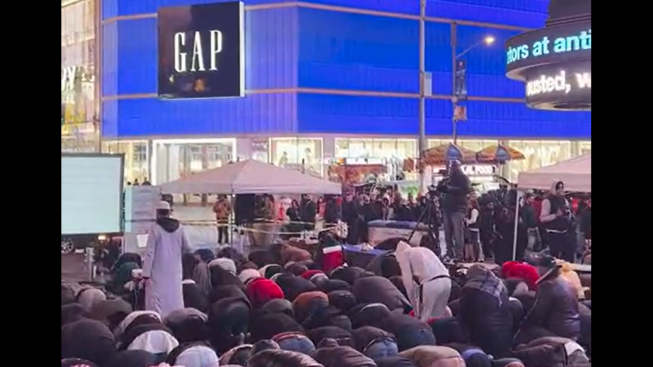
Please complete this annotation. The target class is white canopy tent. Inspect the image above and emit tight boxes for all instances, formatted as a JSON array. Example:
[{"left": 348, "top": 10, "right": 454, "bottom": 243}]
[
  {"left": 511, "top": 153, "right": 592, "bottom": 266},
  {"left": 517, "top": 153, "right": 592, "bottom": 193},
  {"left": 160, "top": 160, "right": 342, "bottom": 195}
]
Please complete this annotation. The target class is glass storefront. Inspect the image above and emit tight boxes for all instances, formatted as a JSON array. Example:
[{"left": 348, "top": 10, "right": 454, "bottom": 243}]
[
  {"left": 504, "top": 140, "right": 572, "bottom": 182},
  {"left": 270, "top": 138, "right": 323, "bottom": 177},
  {"left": 335, "top": 138, "right": 416, "bottom": 179},
  {"left": 335, "top": 138, "right": 417, "bottom": 160},
  {"left": 102, "top": 141, "right": 150, "bottom": 184},
  {"left": 579, "top": 141, "right": 591, "bottom": 155},
  {"left": 151, "top": 139, "right": 236, "bottom": 185},
  {"left": 61, "top": 0, "right": 98, "bottom": 152}
]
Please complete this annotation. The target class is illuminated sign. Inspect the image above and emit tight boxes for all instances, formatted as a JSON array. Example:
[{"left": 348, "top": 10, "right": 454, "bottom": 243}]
[
  {"left": 506, "top": 29, "right": 591, "bottom": 65},
  {"left": 526, "top": 70, "right": 590, "bottom": 97},
  {"left": 523, "top": 62, "right": 591, "bottom": 110},
  {"left": 157, "top": 1, "right": 244, "bottom": 99},
  {"left": 505, "top": 20, "right": 591, "bottom": 78}
]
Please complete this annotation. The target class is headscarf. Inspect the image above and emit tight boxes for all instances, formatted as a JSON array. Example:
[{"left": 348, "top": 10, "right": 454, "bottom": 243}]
[
  {"left": 259, "top": 264, "right": 283, "bottom": 279},
  {"left": 122, "top": 324, "right": 179, "bottom": 356},
  {"left": 77, "top": 287, "right": 107, "bottom": 313},
  {"left": 113, "top": 262, "right": 140, "bottom": 292},
  {"left": 106, "top": 350, "right": 156, "bottom": 367},
  {"left": 114, "top": 311, "right": 162, "bottom": 339},
  {"left": 238, "top": 268, "right": 261, "bottom": 285},
  {"left": 61, "top": 319, "right": 116, "bottom": 366},
  {"left": 210, "top": 265, "right": 243, "bottom": 289},
  {"left": 464, "top": 264, "right": 507, "bottom": 304},
  {"left": 170, "top": 345, "right": 219, "bottom": 367},
  {"left": 209, "top": 258, "right": 237, "bottom": 274}
]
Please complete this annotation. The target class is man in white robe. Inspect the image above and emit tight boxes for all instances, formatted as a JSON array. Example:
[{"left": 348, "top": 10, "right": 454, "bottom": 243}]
[
  {"left": 142, "top": 201, "right": 191, "bottom": 318},
  {"left": 395, "top": 241, "right": 451, "bottom": 321}
]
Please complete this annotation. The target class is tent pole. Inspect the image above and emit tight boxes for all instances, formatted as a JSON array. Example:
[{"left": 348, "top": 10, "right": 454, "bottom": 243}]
[{"left": 512, "top": 191, "right": 522, "bottom": 261}]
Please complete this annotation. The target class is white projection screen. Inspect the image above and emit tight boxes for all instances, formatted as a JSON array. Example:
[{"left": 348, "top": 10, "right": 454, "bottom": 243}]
[{"left": 61, "top": 153, "right": 125, "bottom": 235}]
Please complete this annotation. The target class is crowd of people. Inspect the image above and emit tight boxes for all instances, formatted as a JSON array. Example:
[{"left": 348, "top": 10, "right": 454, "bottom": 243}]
[{"left": 62, "top": 201, "right": 591, "bottom": 367}]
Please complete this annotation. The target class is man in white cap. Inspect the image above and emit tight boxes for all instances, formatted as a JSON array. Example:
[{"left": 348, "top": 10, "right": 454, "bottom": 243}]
[{"left": 142, "top": 201, "right": 191, "bottom": 317}]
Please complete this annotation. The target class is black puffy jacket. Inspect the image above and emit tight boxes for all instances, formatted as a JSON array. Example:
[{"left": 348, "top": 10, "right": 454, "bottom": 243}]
[{"left": 522, "top": 276, "right": 581, "bottom": 340}]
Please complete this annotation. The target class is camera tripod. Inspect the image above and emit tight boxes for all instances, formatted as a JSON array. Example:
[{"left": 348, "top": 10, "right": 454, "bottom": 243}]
[{"left": 407, "top": 198, "right": 442, "bottom": 257}]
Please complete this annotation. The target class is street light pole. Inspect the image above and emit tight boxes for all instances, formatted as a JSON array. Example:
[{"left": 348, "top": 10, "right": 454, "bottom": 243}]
[
  {"left": 451, "top": 28, "right": 495, "bottom": 144},
  {"left": 451, "top": 22, "right": 459, "bottom": 144},
  {"left": 418, "top": 0, "right": 427, "bottom": 191}
]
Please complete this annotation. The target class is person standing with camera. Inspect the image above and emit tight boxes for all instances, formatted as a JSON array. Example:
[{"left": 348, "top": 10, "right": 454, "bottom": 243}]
[
  {"left": 441, "top": 160, "right": 472, "bottom": 261},
  {"left": 540, "top": 181, "right": 575, "bottom": 262}
]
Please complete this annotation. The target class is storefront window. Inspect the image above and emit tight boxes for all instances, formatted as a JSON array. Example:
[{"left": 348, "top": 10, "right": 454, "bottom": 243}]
[
  {"left": 336, "top": 138, "right": 416, "bottom": 159},
  {"left": 61, "top": 0, "right": 97, "bottom": 152},
  {"left": 427, "top": 139, "right": 453, "bottom": 148},
  {"left": 579, "top": 141, "right": 591, "bottom": 155},
  {"left": 250, "top": 138, "right": 270, "bottom": 163},
  {"left": 271, "top": 138, "right": 323, "bottom": 177},
  {"left": 152, "top": 139, "right": 236, "bottom": 185},
  {"left": 505, "top": 140, "right": 572, "bottom": 182},
  {"left": 335, "top": 138, "right": 416, "bottom": 180},
  {"left": 457, "top": 139, "right": 500, "bottom": 153},
  {"left": 103, "top": 141, "right": 150, "bottom": 183}
]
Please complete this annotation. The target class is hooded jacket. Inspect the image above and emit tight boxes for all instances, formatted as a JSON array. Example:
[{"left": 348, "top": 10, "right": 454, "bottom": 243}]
[
  {"left": 61, "top": 319, "right": 117, "bottom": 366},
  {"left": 457, "top": 265, "right": 513, "bottom": 358},
  {"left": 352, "top": 276, "right": 411, "bottom": 313},
  {"left": 208, "top": 297, "right": 250, "bottom": 353},
  {"left": 275, "top": 274, "right": 318, "bottom": 302},
  {"left": 163, "top": 308, "right": 210, "bottom": 344}
]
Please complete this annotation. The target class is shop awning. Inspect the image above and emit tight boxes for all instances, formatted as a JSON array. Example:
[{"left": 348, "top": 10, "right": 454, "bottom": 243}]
[
  {"left": 422, "top": 143, "right": 477, "bottom": 165},
  {"left": 160, "top": 160, "right": 342, "bottom": 195},
  {"left": 476, "top": 144, "right": 525, "bottom": 162}
]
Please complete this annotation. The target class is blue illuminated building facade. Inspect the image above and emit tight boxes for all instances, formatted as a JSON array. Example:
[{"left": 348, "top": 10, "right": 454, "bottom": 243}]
[{"left": 100, "top": 0, "right": 591, "bottom": 184}]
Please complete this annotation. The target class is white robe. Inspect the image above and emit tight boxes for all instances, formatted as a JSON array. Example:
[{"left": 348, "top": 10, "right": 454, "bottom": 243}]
[
  {"left": 142, "top": 221, "right": 191, "bottom": 318},
  {"left": 395, "top": 242, "right": 451, "bottom": 321}
]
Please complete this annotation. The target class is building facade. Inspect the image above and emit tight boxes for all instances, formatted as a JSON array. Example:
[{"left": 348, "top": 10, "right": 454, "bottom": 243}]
[
  {"left": 97, "top": 0, "right": 591, "bottom": 183},
  {"left": 62, "top": 0, "right": 100, "bottom": 152}
]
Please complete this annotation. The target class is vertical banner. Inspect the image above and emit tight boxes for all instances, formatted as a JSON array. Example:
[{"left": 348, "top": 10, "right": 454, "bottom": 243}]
[{"left": 454, "top": 59, "right": 468, "bottom": 101}]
